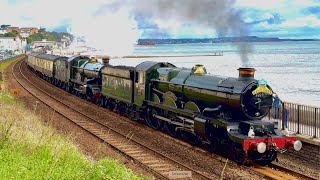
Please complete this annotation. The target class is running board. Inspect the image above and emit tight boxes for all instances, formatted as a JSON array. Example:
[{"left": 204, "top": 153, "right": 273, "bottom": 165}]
[{"left": 153, "top": 114, "right": 194, "bottom": 130}]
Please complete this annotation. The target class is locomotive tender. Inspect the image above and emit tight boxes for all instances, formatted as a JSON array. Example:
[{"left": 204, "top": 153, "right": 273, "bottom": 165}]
[{"left": 26, "top": 53, "right": 302, "bottom": 165}]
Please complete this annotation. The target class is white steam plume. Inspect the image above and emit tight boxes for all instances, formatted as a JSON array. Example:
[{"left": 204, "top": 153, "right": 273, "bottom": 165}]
[
  {"left": 69, "top": 6, "right": 139, "bottom": 57},
  {"left": 69, "top": 0, "right": 251, "bottom": 65}
]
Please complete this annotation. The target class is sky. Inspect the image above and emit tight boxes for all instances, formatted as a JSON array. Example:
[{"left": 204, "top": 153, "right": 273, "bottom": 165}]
[{"left": 0, "top": 0, "right": 319, "bottom": 39}]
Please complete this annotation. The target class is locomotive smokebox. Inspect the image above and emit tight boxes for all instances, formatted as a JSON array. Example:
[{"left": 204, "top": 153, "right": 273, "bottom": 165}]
[{"left": 238, "top": 67, "right": 256, "bottom": 79}]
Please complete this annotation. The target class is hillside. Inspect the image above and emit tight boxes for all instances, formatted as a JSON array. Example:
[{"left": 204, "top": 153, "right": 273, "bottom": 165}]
[
  {"left": 26, "top": 31, "right": 73, "bottom": 43},
  {"left": 137, "top": 36, "right": 320, "bottom": 44}
]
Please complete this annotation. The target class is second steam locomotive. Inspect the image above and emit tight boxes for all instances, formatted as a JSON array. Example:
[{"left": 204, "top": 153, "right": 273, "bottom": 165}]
[{"left": 26, "top": 53, "right": 302, "bottom": 165}]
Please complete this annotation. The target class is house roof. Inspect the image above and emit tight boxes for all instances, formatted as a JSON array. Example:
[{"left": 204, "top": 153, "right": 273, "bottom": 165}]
[{"left": 0, "top": 37, "right": 16, "bottom": 39}]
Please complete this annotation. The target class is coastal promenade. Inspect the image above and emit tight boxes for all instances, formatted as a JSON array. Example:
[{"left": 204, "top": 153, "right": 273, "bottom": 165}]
[
  {"left": 267, "top": 102, "right": 320, "bottom": 164},
  {"left": 267, "top": 102, "right": 320, "bottom": 145}
]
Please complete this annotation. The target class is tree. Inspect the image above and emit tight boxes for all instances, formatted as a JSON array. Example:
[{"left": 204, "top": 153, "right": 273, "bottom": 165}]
[
  {"left": 27, "top": 33, "right": 44, "bottom": 43},
  {"left": 38, "top": 27, "right": 46, "bottom": 33},
  {"left": 4, "top": 30, "right": 17, "bottom": 37}
]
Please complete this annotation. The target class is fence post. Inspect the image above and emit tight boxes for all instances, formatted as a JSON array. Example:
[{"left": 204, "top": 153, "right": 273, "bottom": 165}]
[
  {"left": 297, "top": 105, "right": 300, "bottom": 134},
  {"left": 282, "top": 102, "right": 285, "bottom": 130},
  {"left": 268, "top": 109, "right": 271, "bottom": 120},
  {"left": 314, "top": 108, "right": 317, "bottom": 138}
]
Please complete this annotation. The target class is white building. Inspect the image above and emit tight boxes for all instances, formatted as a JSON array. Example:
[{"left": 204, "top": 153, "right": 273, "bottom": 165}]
[
  {"left": 0, "top": 29, "right": 6, "bottom": 35},
  {"left": 20, "top": 27, "right": 38, "bottom": 38},
  {"left": 31, "top": 39, "right": 56, "bottom": 49},
  {"left": 0, "top": 37, "right": 27, "bottom": 52}
]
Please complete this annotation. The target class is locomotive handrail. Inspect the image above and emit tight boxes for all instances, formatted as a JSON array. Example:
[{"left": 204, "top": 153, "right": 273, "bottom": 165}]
[{"left": 282, "top": 101, "right": 320, "bottom": 108}]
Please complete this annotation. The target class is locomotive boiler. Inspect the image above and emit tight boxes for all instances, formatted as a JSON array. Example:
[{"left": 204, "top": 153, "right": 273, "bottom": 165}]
[{"left": 153, "top": 65, "right": 273, "bottom": 120}]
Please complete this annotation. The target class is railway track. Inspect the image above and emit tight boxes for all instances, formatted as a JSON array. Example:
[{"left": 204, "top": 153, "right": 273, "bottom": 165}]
[
  {"left": 11, "top": 58, "right": 317, "bottom": 180},
  {"left": 260, "top": 163, "right": 316, "bottom": 180},
  {"left": 12, "top": 59, "right": 213, "bottom": 179}
]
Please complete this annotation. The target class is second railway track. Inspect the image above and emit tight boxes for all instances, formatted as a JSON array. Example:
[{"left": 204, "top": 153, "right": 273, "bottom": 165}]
[{"left": 11, "top": 58, "right": 317, "bottom": 180}]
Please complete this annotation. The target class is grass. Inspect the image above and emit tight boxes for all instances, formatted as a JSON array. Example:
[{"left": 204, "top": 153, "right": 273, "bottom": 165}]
[
  {"left": 0, "top": 54, "right": 24, "bottom": 72},
  {"left": 0, "top": 56, "right": 148, "bottom": 180},
  {"left": 0, "top": 55, "right": 24, "bottom": 103},
  {"left": 0, "top": 92, "right": 146, "bottom": 180},
  {"left": 0, "top": 91, "right": 14, "bottom": 103}
]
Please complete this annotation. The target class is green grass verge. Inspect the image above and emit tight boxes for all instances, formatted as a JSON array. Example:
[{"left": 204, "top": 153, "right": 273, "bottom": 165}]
[
  {"left": 0, "top": 98, "right": 147, "bottom": 180},
  {"left": 0, "top": 91, "right": 14, "bottom": 103},
  {"left": 0, "top": 55, "right": 24, "bottom": 103},
  {"left": 0, "top": 55, "right": 24, "bottom": 72}
]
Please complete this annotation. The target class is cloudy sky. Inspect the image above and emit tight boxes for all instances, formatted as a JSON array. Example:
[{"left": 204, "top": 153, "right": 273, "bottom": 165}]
[{"left": 1, "top": 0, "right": 319, "bottom": 39}]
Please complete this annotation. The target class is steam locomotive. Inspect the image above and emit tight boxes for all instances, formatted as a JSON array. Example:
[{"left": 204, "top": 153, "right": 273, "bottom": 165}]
[{"left": 26, "top": 53, "right": 302, "bottom": 165}]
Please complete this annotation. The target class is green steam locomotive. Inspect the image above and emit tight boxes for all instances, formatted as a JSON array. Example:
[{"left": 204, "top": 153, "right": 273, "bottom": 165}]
[{"left": 26, "top": 53, "right": 302, "bottom": 165}]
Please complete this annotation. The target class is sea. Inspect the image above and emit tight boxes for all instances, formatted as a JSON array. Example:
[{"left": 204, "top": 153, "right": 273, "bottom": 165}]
[
  {"left": 111, "top": 41, "right": 320, "bottom": 107},
  {"left": 1, "top": 41, "right": 319, "bottom": 107}
]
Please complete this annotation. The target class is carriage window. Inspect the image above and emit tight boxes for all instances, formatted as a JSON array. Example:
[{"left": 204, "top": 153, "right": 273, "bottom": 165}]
[
  {"left": 139, "top": 72, "right": 144, "bottom": 84},
  {"left": 135, "top": 72, "right": 138, "bottom": 83}
]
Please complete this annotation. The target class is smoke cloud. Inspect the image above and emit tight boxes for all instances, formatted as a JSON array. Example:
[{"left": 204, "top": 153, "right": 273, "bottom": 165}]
[
  {"left": 69, "top": 0, "right": 251, "bottom": 65},
  {"left": 131, "top": 0, "right": 252, "bottom": 66},
  {"left": 69, "top": 6, "right": 139, "bottom": 57}
]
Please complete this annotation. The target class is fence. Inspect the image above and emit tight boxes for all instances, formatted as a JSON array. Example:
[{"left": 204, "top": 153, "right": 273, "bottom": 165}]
[{"left": 267, "top": 102, "right": 320, "bottom": 138}]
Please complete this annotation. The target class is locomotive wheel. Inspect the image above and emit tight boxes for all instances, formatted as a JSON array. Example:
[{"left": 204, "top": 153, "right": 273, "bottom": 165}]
[
  {"left": 118, "top": 103, "right": 128, "bottom": 116},
  {"left": 99, "top": 97, "right": 105, "bottom": 107},
  {"left": 164, "top": 122, "right": 179, "bottom": 137},
  {"left": 232, "top": 143, "right": 247, "bottom": 164},
  {"left": 208, "top": 136, "right": 220, "bottom": 153},
  {"left": 107, "top": 99, "right": 116, "bottom": 111},
  {"left": 145, "top": 108, "right": 153, "bottom": 127},
  {"left": 184, "top": 132, "right": 201, "bottom": 146},
  {"left": 146, "top": 108, "right": 162, "bottom": 130},
  {"left": 258, "top": 159, "right": 273, "bottom": 166},
  {"left": 257, "top": 150, "right": 277, "bottom": 165}
]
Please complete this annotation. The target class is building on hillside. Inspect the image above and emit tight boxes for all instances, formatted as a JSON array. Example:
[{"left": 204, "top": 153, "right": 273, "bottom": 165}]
[
  {"left": 31, "top": 39, "right": 56, "bottom": 49},
  {"left": 4, "top": 26, "right": 20, "bottom": 33},
  {"left": 20, "top": 27, "right": 39, "bottom": 38},
  {"left": 0, "top": 36, "right": 27, "bottom": 52},
  {"left": 61, "top": 36, "right": 72, "bottom": 48}
]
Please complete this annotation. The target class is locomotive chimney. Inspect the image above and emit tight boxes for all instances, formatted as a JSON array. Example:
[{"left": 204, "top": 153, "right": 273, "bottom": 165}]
[{"left": 238, "top": 67, "right": 256, "bottom": 79}]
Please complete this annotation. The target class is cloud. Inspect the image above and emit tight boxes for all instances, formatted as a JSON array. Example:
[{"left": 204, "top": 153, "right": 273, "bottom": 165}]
[
  {"left": 281, "top": 15, "right": 320, "bottom": 27},
  {"left": 235, "top": 0, "right": 287, "bottom": 10},
  {"left": 1, "top": 0, "right": 320, "bottom": 40}
]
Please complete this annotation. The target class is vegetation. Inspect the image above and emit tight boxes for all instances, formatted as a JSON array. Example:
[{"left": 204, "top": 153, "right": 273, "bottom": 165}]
[
  {"left": 0, "top": 56, "right": 23, "bottom": 72},
  {"left": 27, "top": 31, "right": 72, "bottom": 44},
  {"left": 4, "top": 30, "right": 18, "bottom": 37},
  {"left": 0, "top": 57, "right": 147, "bottom": 180},
  {"left": 0, "top": 100, "right": 145, "bottom": 179}
]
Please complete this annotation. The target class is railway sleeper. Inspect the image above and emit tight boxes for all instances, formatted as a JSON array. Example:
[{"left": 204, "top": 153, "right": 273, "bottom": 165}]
[{"left": 142, "top": 160, "right": 160, "bottom": 164}]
